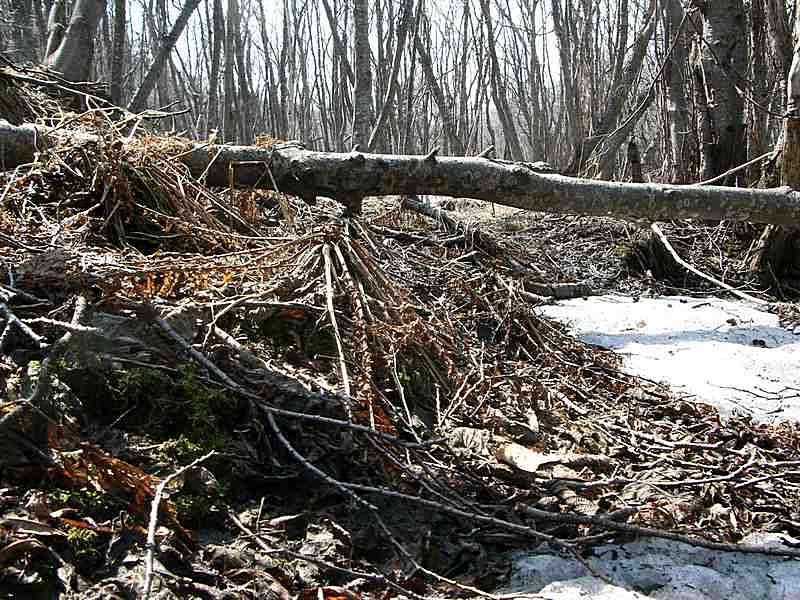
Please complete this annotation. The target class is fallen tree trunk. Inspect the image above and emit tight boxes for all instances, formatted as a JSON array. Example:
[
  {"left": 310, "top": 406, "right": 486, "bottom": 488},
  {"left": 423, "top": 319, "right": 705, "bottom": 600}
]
[{"left": 2, "top": 121, "right": 800, "bottom": 225}]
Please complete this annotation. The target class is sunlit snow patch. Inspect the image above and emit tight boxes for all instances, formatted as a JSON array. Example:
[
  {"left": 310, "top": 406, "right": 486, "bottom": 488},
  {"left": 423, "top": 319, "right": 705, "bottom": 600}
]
[{"left": 538, "top": 294, "right": 800, "bottom": 422}]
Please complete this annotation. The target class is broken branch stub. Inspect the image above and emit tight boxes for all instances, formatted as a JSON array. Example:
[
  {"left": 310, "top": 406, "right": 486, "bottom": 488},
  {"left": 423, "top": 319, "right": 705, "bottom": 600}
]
[{"left": 3, "top": 121, "right": 800, "bottom": 225}]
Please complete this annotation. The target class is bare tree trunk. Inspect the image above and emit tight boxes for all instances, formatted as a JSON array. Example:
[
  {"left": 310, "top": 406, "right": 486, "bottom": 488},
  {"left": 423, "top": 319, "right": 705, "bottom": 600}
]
[
  {"left": 43, "top": 0, "right": 65, "bottom": 60},
  {"left": 352, "top": 0, "right": 373, "bottom": 150},
  {"left": 747, "top": 2, "right": 800, "bottom": 276},
  {"left": 230, "top": 0, "right": 251, "bottom": 144},
  {"left": 414, "top": 18, "right": 464, "bottom": 154},
  {"left": 582, "top": 0, "right": 658, "bottom": 178},
  {"left": 127, "top": 0, "right": 202, "bottom": 112},
  {"left": 551, "top": 0, "right": 580, "bottom": 164},
  {"left": 10, "top": 0, "right": 37, "bottom": 63},
  {"left": 320, "top": 0, "right": 355, "bottom": 85},
  {"left": 367, "top": 0, "right": 414, "bottom": 152},
  {"left": 479, "top": 0, "right": 524, "bottom": 161},
  {"left": 347, "top": 0, "right": 374, "bottom": 212},
  {"left": 222, "top": 0, "right": 236, "bottom": 142},
  {"left": 691, "top": 0, "right": 747, "bottom": 182},
  {"left": 207, "top": 0, "right": 223, "bottom": 135},
  {"left": 5, "top": 122, "right": 800, "bottom": 225},
  {"left": 663, "top": 0, "right": 691, "bottom": 183},
  {"left": 110, "top": 0, "right": 126, "bottom": 105},
  {"left": 627, "top": 139, "right": 643, "bottom": 183},
  {"left": 43, "top": 0, "right": 106, "bottom": 82}
]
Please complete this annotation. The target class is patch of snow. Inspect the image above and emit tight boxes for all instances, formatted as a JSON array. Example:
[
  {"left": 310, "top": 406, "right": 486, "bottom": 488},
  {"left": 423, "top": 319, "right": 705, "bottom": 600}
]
[
  {"left": 538, "top": 295, "right": 800, "bottom": 423},
  {"left": 515, "top": 295, "right": 800, "bottom": 599},
  {"left": 505, "top": 536, "right": 800, "bottom": 600}
]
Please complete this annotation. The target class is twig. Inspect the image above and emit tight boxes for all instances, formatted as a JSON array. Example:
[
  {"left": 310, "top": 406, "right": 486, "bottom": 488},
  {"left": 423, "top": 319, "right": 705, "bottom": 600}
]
[
  {"left": 690, "top": 151, "right": 774, "bottom": 186},
  {"left": 0, "top": 303, "right": 49, "bottom": 349},
  {"left": 265, "top": 412, "right": 538, "bottom": 599},
  {"left": 322, "top": 244, "right": 352, "bottom": 402},
  {"left": 23, "top": 296, "right": 87, "bottom": 407},
  {"left": 142, "top": 451, "right": 216, "bottom": 599},
  {"left": 650, "top": 223, "right": 768, "bottom": 305}
]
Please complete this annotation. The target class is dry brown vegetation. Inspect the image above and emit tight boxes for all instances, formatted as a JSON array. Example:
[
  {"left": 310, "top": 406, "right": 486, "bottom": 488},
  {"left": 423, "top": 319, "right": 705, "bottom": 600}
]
[{"left": 2, "top": 69, "right": 800, "bottom": 600}]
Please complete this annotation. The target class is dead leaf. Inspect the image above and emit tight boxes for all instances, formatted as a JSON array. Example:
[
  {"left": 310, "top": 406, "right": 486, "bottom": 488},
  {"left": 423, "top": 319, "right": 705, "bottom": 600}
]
[
  {"left": 0, "top": 538, "right": 49, "bottom": 564},
  {"left": 0, "top": 517, "right": 65, "bottom": 537}
]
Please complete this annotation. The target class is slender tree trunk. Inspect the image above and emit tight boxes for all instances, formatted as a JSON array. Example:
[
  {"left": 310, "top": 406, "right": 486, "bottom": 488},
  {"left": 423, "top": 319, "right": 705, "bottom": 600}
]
[
  {"left": 207, "top": 0, "right": 223, "bottom": 135},
  {"left": 110, "top": 0, "right": 126, "bottom": 105},
  {"left": 43, "top": 0, "right": 65, "bottom": 61},
  {"left": 582, "top": 0, "right": 658, "bottom": 178},
  {"left": 320, "top": 0, "right": 355, "bottom": 85},
  {"left": 127, "top": 0, "right": 203, "bottom": 112},
  {"left": 352, "top": 0, "right": 373, "bottom": 150},
  {"left": 367, "top": 0, "right": 413, "bottom": 151},
  {"left": 479, "top": 0, "right": 524, "bottom": 161},
  {"left": 414, "top": 19, "right": 464, "bottom": 154},
  {"left": 551, "top": 0, "right": 580, "bottom": 163},
  {"left": 230, "top": 0, "right": 251, "bottom": 143},
  {"left": 11, "top": 0, "right": 37, "bottom": 63},
  {"left": 663, "top": 0, "right": 691, "bottom": 183},
  {"left": 222, "top": 0, "right": 236, "bottom": 142}
]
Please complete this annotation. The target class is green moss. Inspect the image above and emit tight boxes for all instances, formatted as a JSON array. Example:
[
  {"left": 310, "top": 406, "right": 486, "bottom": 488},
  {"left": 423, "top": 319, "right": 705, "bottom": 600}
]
[
  {"left": 66, "top": 527, "right": 101, "bottom": 563},
  {"left": 47, "top": 489, "right": 115, "bottom": 514},
  {"left": 113, "top": 365, "right": 237, "bottom": 451},
  {"left": 173, "top": 493, "right": 215, "bottom": 527},
  {"left": 156, "top": 435, "right": 210, "bottom": 462},
  {"left": 48, "top": 488, "right": 117, "bottom": 518},
  {"left": 611, "top": 243, "right": 633, "bottom": 258}
]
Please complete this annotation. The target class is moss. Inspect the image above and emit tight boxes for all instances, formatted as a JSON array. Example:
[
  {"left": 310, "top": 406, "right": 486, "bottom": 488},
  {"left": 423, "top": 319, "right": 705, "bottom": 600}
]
[
  {"left": 48, "top": 488, "right": 116, "bottom": 518},
  {"left": 66, "top": 527, "right": 102, "bottom": 570},
  {"left": 611, "top": 243, "right": 633, "bottom": 258},
  {"left": 156, "top": 435, "right": 211, "bottom": 462},
  {"left": 173, "top": 493, "right": 212, "bottom": 527},
  {"left": 113, "top": 365, "right": 238, "bottom": 451}
]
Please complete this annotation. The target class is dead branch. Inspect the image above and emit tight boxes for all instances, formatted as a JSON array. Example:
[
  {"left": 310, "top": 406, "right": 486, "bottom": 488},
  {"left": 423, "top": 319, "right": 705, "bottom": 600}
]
[
  {"left": 143, "top": 451, "right": 216, "bottom": 599},
  {"left": 4, "top": 121, "right": 800, "bottom": 224},
  {"left": 650, "top": 223, "right": 769, "bottom": 305}
]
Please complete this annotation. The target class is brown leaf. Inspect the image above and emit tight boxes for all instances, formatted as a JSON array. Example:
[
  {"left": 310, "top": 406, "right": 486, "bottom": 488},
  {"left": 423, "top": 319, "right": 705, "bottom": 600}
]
[{"left": 0, "top": 538, "right": 50, "bottom": 564}]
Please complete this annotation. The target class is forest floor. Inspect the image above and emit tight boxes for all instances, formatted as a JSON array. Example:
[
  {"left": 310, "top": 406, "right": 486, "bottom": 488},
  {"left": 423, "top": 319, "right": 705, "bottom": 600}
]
[{"left": 2, "top": 69, "right": 800, "bottom": 599}]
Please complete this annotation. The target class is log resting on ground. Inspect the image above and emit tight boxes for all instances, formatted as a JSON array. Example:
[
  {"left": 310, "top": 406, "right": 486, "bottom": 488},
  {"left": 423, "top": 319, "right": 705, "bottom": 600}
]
[{"left": 2, "top": 120, "right": 800, "bottom": 225}]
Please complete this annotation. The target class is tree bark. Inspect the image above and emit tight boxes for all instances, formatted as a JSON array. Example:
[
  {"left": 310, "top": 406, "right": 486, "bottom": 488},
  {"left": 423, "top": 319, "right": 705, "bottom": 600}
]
[
  {"left": 43, "top": 0, "right": 66, "bottom": 60},
  {"left": 3, "top": 121, "right": 800, "bottom": 225},
  {"left": 691, "top": 0, "right": 747, "bottom": 181},
  {"left": 352, "top": 0, "right": 373, "bottom": 150},
  {"left": 320, "top": 0, "right": 355, "bottom": 85},
  {"left": 222, "top": 0, "right": 236, "bottom": 142},
  {"left": 10, "top": 0, "right": 37, "bottom": 64},
  {"left": 663, "top": 0, "right": 691, "bottom": 183},
  {"left": 747, "top": 22, "right": 800, "bottom": 274},
  {"left": 207, "top": 0, "right": 224, "bottom": 135},
  {"left": 579, "top": 0, "right": 658, "bottom": 178},
  {"left": 43, "top": 0, "right": 106, "bottom": 82},
  {"left": 414, "top": 21, "right": 465, "bottom": 155}
]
